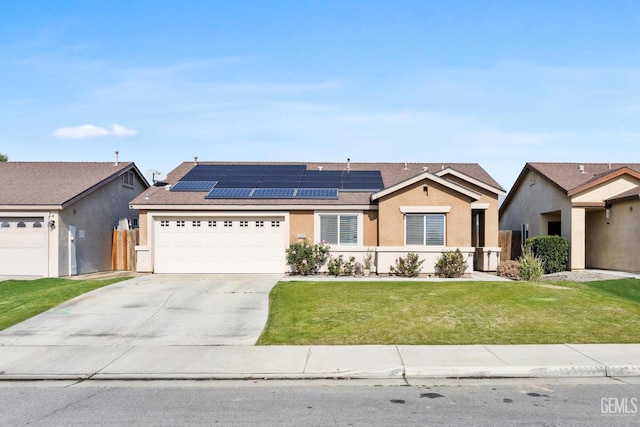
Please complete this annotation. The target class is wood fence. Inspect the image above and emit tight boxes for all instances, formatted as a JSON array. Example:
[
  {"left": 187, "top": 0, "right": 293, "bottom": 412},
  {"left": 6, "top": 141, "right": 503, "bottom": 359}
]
[
  {"left": 499, "top": 230, "right": 522, "bottom": 262},
  {"left": 111, "top": 229, "right": 138, "bottom": 271}
]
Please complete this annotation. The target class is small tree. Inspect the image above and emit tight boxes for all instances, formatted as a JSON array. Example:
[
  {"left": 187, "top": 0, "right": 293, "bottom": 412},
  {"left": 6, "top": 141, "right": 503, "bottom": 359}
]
[{"left": 0, "top": 153, "right": 7, "bottom": 162}]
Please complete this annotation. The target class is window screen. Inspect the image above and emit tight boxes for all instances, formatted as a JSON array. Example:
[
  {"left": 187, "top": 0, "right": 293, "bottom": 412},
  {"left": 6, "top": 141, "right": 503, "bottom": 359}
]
[
  {"left": 320, "top": 215, "right": 357, "bottom": 245},
  {"left": 405, "top": 214, "right": 445, "bottom": 246}
]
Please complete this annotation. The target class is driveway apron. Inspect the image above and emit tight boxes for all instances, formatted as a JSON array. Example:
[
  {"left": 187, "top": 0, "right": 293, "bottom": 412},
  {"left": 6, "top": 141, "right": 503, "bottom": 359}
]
[{"left": 0, "top": 274, "right": 281, "bottom": 346}]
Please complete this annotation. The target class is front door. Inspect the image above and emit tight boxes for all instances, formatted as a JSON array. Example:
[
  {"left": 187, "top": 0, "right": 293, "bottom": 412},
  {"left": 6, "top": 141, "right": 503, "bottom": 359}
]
[{"left": 69, "top": 225, "right": 77, "bottom": 276}]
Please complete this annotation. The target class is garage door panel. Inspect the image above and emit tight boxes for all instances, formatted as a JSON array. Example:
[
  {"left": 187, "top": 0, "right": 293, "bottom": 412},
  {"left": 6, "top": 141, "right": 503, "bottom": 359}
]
[
  {"left": 0, "top": 217, "right": 47, "bottom": 276},
  {"left": 154, "top": 217, "right": 286, "bottom": 274}
]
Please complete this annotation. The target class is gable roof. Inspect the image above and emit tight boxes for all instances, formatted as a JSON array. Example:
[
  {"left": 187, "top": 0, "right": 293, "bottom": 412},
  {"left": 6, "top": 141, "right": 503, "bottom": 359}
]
[
  {"left": 0, "top": 162, "right": 148, "bottom": 209},
  {"left": 131, "top": 161, "right": 503, "bottom": 207},
  {"left": 371, "top": 170, "right": 482, "bottom": 201},
  {"left": 501, "top": 162, "right": 640, "bottom": 213}
]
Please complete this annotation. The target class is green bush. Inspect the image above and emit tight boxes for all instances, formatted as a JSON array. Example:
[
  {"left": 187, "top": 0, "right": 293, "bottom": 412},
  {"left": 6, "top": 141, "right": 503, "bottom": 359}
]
[
  {"left": 525, "top": 235, "right": 569, "bottom": 274},
  {"left": 434, "top": 249, "right": 469, "bottom": 278},
  {"left": 389, "top": 253, "right": 424, "bottom": 277},
  {"left": 327, "top": 255, "right": 356, "bottom": 276},
  {"left": 518, "top": 250, "right": 544, "bottom": 281},
  {"left": 285, "top": 240, "right": 330, "bottom": 275},
  {"left": 497, "top": 260, "right": 521, "bottom": 280}
]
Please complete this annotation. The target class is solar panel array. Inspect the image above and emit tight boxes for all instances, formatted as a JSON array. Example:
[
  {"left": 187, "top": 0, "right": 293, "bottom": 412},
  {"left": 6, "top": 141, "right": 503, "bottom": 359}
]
[
  {"left": 205, "top": 188, "right": 339, "bottom": 200},
  {"left": 172, "top": 164, "right": 383, "bottom": 199}
]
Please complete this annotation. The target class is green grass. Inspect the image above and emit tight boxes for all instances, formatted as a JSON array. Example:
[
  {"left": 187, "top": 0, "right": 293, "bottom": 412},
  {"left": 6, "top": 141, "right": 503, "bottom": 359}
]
[
  {"left": 0, "top": 277, "right": 129, "bottom": 330},
  {"left": 257, "top": 279, "right": 640, "bottom": 345}
]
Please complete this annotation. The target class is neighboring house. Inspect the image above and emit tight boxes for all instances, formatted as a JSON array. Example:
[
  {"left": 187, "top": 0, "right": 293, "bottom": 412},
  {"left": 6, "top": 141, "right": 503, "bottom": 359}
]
[
  {"left": 0, "top": 162, "right": 149, "bottom": 277},
  {"left": 500, "top": 162, "right": 640, "bottom": 272},
  {"left": 130, "top": 161, "right": 505, "bottom": 275}
]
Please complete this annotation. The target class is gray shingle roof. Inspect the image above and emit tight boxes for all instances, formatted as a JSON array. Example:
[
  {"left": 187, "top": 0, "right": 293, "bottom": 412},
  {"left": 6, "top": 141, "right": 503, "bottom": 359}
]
[{"left": 0, "top": 162, "right": 138, "bottom": 207}]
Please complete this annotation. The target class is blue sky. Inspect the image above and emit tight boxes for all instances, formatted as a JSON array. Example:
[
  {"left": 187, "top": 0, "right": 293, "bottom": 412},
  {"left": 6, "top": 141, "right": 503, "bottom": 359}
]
[{"left": 2, "top": 1, "right": 640, "bottom": 190}]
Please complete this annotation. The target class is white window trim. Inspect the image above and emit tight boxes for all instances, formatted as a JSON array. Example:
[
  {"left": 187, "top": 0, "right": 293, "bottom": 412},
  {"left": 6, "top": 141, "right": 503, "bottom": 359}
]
[
  {"left": 314, "top": 211, "right": 363, "bottom": 246},
  {"left": 404, "top": 213, "right": 447, "bottom": 247},
  {"left": 399, "top": 206, "right": 451, "bottom": 214}
]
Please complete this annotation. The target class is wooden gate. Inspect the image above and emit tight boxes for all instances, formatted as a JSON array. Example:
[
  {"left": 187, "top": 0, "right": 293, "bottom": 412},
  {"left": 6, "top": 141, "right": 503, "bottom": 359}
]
[{"left": 111, "top": 229, "right": 138, "bottom": 271}]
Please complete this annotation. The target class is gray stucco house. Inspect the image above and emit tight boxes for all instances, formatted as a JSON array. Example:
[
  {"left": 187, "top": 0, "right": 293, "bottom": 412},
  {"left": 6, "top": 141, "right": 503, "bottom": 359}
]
[{"left": 0, "top": 161, "right": 148, "bottom": 277}]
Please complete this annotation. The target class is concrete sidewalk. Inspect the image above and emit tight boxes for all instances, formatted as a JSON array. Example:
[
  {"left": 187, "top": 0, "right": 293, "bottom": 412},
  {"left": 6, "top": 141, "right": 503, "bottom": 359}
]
[{"left": 1, "top": 344, "right": 639, "bottom": 381}]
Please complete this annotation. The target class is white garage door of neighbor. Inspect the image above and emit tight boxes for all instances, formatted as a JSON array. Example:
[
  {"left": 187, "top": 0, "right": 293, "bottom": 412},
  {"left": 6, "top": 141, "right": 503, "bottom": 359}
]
[
  {"left": 0, "top": 217, "right": 48, "bottom": 276},
  {"left": 154, "top": 217, "right": 286, "bottom": 273}
]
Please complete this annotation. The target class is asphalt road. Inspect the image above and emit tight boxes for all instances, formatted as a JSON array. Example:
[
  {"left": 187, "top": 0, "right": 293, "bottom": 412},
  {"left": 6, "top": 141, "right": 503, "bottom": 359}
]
[{"left": 1, "top": 378, "right": 639, "bottom": 426}]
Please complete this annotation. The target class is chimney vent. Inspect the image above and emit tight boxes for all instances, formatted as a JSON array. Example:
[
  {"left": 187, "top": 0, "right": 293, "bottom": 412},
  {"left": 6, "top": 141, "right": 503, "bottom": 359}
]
[
  {"left": 114, "top": 151, "right": 119, "bottom": 166},
  {"left": 578, "top": 164, "right": 585, "bottom": 174},
  {"left": 194, "top": 156, "right": 198, "bottom": 165},
  {"left": 318, "top": 166, "right": 323, "bottom": 171},
  {"left": 346, "top": 158, "right": 351, "bottom": 171},
  {"left": 403, "top": 162, "right": 408, "bottom": 170}
]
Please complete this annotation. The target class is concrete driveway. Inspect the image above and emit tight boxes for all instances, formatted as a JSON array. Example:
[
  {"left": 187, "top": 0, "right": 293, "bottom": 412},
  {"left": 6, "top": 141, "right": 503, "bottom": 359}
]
[{"left": 0, "top": 274, "right": 281, "bottom": 346}]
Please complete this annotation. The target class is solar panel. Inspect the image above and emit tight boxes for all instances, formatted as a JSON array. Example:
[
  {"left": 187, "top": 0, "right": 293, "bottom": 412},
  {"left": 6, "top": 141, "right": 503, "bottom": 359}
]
[
  {"left": 252, "top": 188, "right": 296, "bottom": 198},
  {"left": 214, "top": 180, "right": 261, "bottom": 188},
  {"left": 295, "top": 188, "right": 339, "bottom": 199},
  {"left": 205, "top": 188, "right": 253, "bottom": 199},
  {"left": 171, "top": 181, "right": 218, "bottom": 192},
  {"left": 181, "top": 165, "right": 231, "bottom": 181}
]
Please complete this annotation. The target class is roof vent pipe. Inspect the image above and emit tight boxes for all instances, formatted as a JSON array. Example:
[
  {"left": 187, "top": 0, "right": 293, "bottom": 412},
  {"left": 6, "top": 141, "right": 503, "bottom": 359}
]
[
  {"left": 404, "top": 162, "right": 408, "bottom": 170},
  {"left": 114, "top": 151, "right": 119, "bottom": 166},
  {"left": 194, "top": 156, "right": 198, "bottom": 165},
  {"left": 578, "top": 164, "right": 585, "bottom": 174},
  {"left": 423, "top": 166, "right": 429, "bottom": 172},
  {"left": 347, "top": 158, "right": 351, "bottom": 171},
  {"left": 318, "top": 166, "right": 323, "bottom": 171}
]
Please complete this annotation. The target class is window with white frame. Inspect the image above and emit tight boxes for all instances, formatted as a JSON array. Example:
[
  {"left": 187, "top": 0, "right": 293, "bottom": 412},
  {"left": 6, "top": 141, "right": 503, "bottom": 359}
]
[
  {"left": 405, "top": 214, "right": 445, "bottom": 246},
  {"left": 320, "top": 214, "right": 358, "bottom": 246}
]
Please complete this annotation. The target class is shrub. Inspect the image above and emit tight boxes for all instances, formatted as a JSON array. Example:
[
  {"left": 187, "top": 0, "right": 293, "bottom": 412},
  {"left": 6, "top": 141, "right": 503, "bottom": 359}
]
[
  {"left": 518, "top": 250, "right": 544, "bottom": 281},
  {"left": 389, "top": 253, "right": 424, "bottom": 277},
  {"left": 362, "top": 249, "right": 374, "bottom": 271},
  {"left": 285, "top": 240, "right": 330, "bottom": 275},
  {"left": 435, "top": 248, "right": 469, "bottom": 278},
  {"left": 525, "top": 235, "right": 569, "bottom": 274},
  {"left": 327, "top": 255, "right": 356, "bottom": 276},
  {"left": 497, "top": 260, "right": 521, "bottom": 280}
]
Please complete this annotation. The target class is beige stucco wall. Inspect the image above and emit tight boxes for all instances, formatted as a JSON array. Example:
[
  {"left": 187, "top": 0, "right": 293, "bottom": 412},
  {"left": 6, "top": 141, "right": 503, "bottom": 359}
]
[
  {"left": 572, "top": 176, "right": 640, "bottom": 203},
  {"left": 363, "top": 210, "right": 378, "bottom": 247},
  {"left": 446, "top": 176, "right": 501, "bottom": 247},
  {"left": 138, "top": 211, "right": 148, "bottom": 245},
  {"left": 289, "top": 210, "right": 314, "bottom": 243},
  {"left": 586, "top": 200, "right": 640, "bottom": 272},
  {"left": 500, "top": 170, "right": 577, "bottom": 267},
  {"left": 377, "top": 180, "right": 473, "bottom": 247}
]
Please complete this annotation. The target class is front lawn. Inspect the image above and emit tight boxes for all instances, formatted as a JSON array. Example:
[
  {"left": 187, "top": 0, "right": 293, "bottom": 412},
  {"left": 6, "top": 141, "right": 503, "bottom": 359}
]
[
  {"left": 257, "top": 279, "right": 640, "bottom": 345},
  {"left": 0, "top": 277, "right": 129, "bottom": 330}
]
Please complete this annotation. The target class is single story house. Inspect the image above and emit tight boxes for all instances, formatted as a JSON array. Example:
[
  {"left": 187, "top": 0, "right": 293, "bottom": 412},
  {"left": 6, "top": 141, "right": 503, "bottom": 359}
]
[
  {"left": 499, "top": 162, "right": 640, "bottom": 272},
  {"left": 0, "top": 161, "right": 148, "bottom": 277},
  {"left": 131, "top": 161, "right": 505, "bottom": 275}
]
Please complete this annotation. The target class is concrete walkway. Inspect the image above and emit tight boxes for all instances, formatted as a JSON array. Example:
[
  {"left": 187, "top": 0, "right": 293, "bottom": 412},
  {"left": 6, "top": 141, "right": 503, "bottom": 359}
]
[{"left": 0, "top": 344, "right": 639, "bottom": 381}]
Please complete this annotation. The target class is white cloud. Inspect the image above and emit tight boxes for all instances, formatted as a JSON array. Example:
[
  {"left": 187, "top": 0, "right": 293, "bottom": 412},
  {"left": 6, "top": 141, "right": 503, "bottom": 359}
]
[
  {"left": 53, "top": 123, "right": 137, "bottom": 139},
  {"left": 110, "top": 123, "right": 137, "bottom": 137}
]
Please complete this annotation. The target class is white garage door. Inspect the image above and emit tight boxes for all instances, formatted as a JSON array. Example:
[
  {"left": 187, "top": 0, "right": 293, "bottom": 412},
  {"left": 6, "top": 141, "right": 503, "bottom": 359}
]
[
  {"left": 0, "top": 217, "right": 48, "bottom": 276},
  {"left": 154, "top": 217, "right": 286, "bottom": 274}
]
